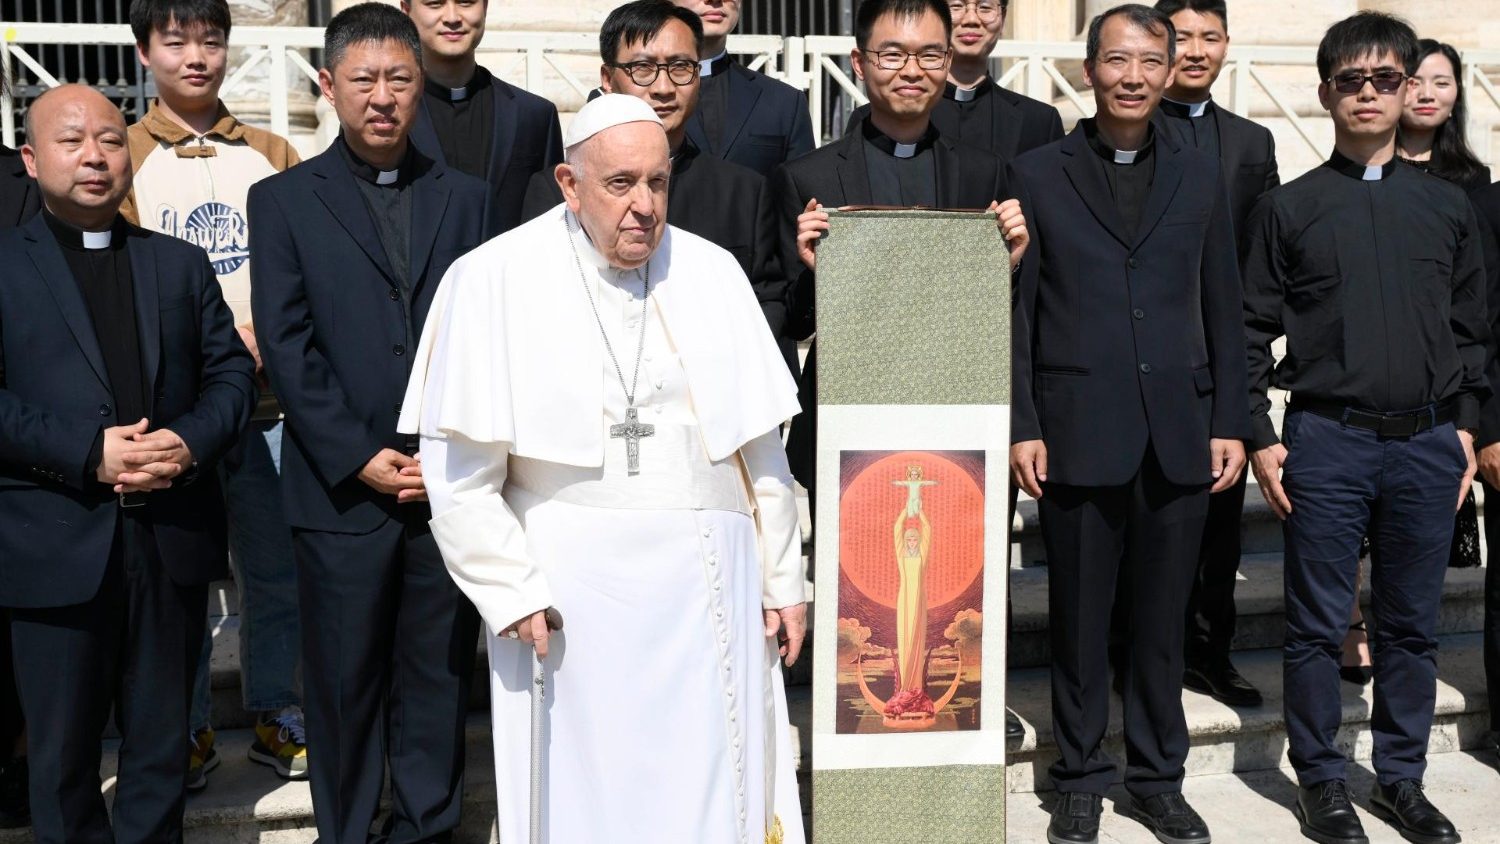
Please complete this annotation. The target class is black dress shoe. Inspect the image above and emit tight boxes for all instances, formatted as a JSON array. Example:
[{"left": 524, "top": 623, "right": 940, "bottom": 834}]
[
  {"left": 1048, "top": 791, "right": 1103, "bottom": 844},
  {"left": 1006, "top": 708, "right": 1024, "bottom": 739},
  {"left": 1369, "top": 779, "right": 1460, "bottom": 844},
  {"left": 0, "top": 757, "right": 29, "bottom": 830},
  {"left": 1295, "top": 780, "right": 1368, "bottom": 844},
  {"left": 1127, "top": 792, "right": 1211, "bottom": 844},
  {"left": 1183, "top": 660, "right": 1263, "bottom": 707}
]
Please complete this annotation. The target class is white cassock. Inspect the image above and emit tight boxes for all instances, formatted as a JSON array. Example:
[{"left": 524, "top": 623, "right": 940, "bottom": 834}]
[{"left": 399, "top": 204, "right": 807, "bottom": 844}]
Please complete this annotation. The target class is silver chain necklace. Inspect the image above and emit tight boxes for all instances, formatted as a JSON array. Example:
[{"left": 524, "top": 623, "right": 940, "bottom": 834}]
[{"left": 566, "top": 212, "right": 656, "bottom": 474}]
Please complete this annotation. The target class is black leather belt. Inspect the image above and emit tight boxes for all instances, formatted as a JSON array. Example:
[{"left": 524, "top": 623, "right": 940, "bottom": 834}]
[{"left": 1292, "top": 398, "right": 1454, "bottom": 437}]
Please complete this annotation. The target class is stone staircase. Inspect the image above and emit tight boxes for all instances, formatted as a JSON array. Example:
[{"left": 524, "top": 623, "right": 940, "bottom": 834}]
[{"left": 1004, "top": 472, "right": 1500, "bottom": 841}]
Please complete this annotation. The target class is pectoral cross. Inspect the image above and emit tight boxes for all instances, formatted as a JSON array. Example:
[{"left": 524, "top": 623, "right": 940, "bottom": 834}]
[{"left": 609, "top": 406, "right": 656, "bottom": 476}]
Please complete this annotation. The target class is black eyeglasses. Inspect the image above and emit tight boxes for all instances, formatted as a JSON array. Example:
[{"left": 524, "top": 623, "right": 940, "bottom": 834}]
[
  {"left": 862, "top": 48, "right": 952, "bottom": 71},
  {"left": 947, "top": 0, "right": 1002, "bottom": 21},
  {"left": 1327, "top": 69, "right": 1408, "bottom": 94},
  {"left": 610, "top": 60, "right": 699, "bottom": 87}
]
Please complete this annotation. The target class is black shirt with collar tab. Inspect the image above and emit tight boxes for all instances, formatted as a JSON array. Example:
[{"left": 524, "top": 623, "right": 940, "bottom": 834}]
[
  {"left": 1243, "top": 151, "right": 1491, "bottom": 449},
  {"left": 697, "top": 52, "right": 732, "bottom": 153},
  {"left": 1081, "top": 118, "right": 1156, "bottom": 242},
  {"left": 336, "top": 135, "right": 414, "bottom": 299},
  {"left": 1157, "top": 97, "right": 1221, "bottom": 158},
  {"left": 861, "top": 119, "right": 939, "bottom": 208},
  {"left": 421, "top": 65, "right": 495, "bottom": 181}
]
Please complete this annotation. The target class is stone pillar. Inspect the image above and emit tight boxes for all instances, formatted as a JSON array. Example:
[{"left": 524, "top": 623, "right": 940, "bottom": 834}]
[
  {"left": 224, "top": 0, "right": 318, "bottom": 146},
  {"left": 1008, "top": 0, "right": 1079, "bottom": 41}
]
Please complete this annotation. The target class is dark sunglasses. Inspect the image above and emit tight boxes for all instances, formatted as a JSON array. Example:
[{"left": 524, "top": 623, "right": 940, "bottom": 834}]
[{"left": 1327, "top": 69, "right": 1408, "bottom": 94}]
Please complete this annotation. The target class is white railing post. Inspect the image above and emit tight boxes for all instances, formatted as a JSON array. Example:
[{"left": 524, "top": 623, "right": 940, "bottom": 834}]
[
  {"left": 1230, "top": 58, "right": 1250, "bottom": 119},
  {"left": 268, "top": 38, "right": 289, "bottom": 139},
  {"left": 2, "top": 45, "right": 14, "bottom": 149}
]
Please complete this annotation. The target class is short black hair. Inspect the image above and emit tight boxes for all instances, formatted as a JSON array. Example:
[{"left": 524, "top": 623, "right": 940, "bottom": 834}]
[
  {"left": 600, "top": 0, "right": 704, "bottom": 66},
  {"left": 129, "top": 0, "right": 232, "bottom": 48},
  {"left": 1153, "top": 0, "right": 1225, "bottom": 31},
  {"left": 1086, "top": 4, "right": 1176, "bottom": 65},
  {"left": 1315, "top": 11, "right": 1418, "bottom": 80},
  {"left": 324, "top": 2, "right": 422, "bottom": 70},
  {"left": 854, "top": 0, "right": 952, "bottom": 51}
]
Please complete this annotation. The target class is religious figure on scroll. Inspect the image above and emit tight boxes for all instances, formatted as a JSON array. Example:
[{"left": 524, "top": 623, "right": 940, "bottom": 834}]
[{"left": 889, "top": 466, "right": 936, "bottom": 719}]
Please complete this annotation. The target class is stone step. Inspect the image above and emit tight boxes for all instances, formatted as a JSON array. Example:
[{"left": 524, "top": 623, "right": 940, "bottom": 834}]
[
  {"left": 3, "top": 687, "right": 812, "bottom": 843},
  {"left": 1006, "top": 749, "right": 1500, "bottom": 843},
  {"left": 1004, "top": 633, "right": 1491, "bottom": 794},
  {"left": 1007, "top": 555, "right": 1489, "bottom": 669}
]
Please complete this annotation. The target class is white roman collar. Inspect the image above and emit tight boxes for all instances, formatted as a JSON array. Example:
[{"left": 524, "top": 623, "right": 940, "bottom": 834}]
[
  {"left": 1165, "top": 96, "right": 1209, "bottom": 117},
  {"left": 448, "top": 86, "right": 469, "bottom": 102},
  {"left": 376, "top": 169, "right": 399, "bottom": 186},
  {"left": 1363, "top": 164, "right": 1384, "bottom": 181},
  {"left": 894, "top": 142, "right": 918, "bottom": 159},
  {"left": 1113, "top": 149, "right": 1139, "bottom": 165},
  {"left": 700, "top": 51, "right": 727, "bottom": 77},
  {"left": 82, "top": 229, "right": 112, "bottom": 249},
  {"left": 953, "top": 85, "right": 978, "bottom": 103}
]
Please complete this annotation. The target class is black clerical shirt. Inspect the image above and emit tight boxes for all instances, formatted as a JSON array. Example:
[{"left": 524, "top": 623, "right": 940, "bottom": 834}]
[
  {"left": 45, "top": 211, "right": 147, "bottom": 432},
  {"left": 1082, "top": 119, "right": 1155, "bottom": 241},
  {"left": 1243, "top": 151, "right": 1490, "bottom": 448},
  {"left": 945, "top": 80, "right": 1004, "bottom": 155},
  {"left": 697, "top": 52, "right": 732, "bottom": 152},
  {"left": 861, "top": 119, "right": 938, "bottom": 208},
  {"left": 1158, "top": 97, "right": 1220, "bottom": 158},
  {"left": 337, "top": 136, "right": 413, "bottom": 297},
  {"left": 421, "top": 65, "right": 494, "bottom": 180}
]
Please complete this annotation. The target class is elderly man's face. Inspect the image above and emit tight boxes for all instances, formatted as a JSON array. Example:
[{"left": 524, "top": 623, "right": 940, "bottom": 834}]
[
  {"left": 558, "top": 121, "right": 671, "bottom": 270},
  {"left": 22, "top": 84, "right": 132, "bottom": 230}
]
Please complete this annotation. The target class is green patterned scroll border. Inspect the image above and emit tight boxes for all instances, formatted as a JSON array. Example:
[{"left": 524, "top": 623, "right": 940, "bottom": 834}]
[
  {"left": 816, "top": 209, "right": 1010, "bottom": 407},
  {"left": 813, "top": 766, "right": 1006, "bottom": 841}
]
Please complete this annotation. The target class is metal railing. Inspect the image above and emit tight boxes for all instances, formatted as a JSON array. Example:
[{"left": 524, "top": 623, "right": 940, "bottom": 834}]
[
  {"left": 0, "top": 22, "right": 786, "bottom": 148},
  {"left": 4, "top": 21, "right": 1500, "bottom": 167}
]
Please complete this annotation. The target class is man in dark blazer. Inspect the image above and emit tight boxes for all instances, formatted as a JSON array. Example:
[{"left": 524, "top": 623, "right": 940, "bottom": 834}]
[
  {"left": 0, "top": 84, "right": 255, "bottom": 844},
  {"left": 248, "top": 6, "right": 488, "bottom": 842},
  {"left": 523, "top": 0, "right": 792, "bottom": 375},
  {"left": 775, "top": 0, "right": 1027, "bottom": 494},
  {"left": 1150, "top": 0, "right": 1279, "bottom": 709},
  {"left": 672, "top": 0, "right": 815, "bottom": 175},
  {"left": 846, "top": 0, "right": 1064, "bottom": 161},
  {"left": 1010, "top": 7, "right": 1247, "bottom": 843},
  {"left": 403, "top": 0, "right": 562, "bottom": 234},
  {"left": 0, "top": 146, "right": 39, "bottom": 229},
  {"left": 1472, "top": 181, "right": 1500, "bottom": 766}
]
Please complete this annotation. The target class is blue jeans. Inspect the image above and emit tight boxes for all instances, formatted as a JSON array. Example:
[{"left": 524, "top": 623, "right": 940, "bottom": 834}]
[
  {"left": 191, "top": 421, "right": 302, "bottom": 729},
  {"left": 1281, "top": 410, "right": 1464, "bottom": 786}
]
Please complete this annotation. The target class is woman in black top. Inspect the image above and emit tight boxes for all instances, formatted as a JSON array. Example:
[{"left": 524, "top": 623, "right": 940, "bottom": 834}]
[{"left": 1397, "top": 39, "right": 1491, "bottom": 193}]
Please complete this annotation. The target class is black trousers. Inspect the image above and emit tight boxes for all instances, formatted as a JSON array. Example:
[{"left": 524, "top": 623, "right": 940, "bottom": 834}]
[
  {"left": 1041, "top": 450, "right": 1208, "bottom": 796},
  {"left": 7, "top": 515, "right": 207, "bottom": 844},
  {"left": 1281, "top": 412, "right": 1461, "bottom": 786},
  {"left": 1482, "top": 480, "right": 1500, "bottom": 734},
  {"left": 0, "top": 608, "right": 19, "bottom": 757},
  {"left": 294, "top": 510, "right": 480, "bottom": 844},
  {"left": 1184, "top": 471, "right": 1248, "bottom": 666}
]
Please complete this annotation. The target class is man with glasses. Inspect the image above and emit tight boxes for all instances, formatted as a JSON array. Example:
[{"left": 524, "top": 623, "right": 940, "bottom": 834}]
[
  {"left": 848, "top": 0, "right": 1063, "bottom": 162},
  {"left": 1244, "top": 12, "right": 1484, "bottom": 844},
  {"left": 1009, "top": 5, "right": 1247, "bottom": 842},
  {"left": 403, "top": 0, "right": 562, "bottom": 234},
  {"left": 669, "top": 0, "right": 814, "bottom": 176},
  {"left": 773, "top": 0, "right": 1029, "bottom": 519},
  {"left": 523, "top": 0, "right": 792, "bottom": 374},
  {"left": 1149, "top": 0, "right": 1279, "bottom": 711}
]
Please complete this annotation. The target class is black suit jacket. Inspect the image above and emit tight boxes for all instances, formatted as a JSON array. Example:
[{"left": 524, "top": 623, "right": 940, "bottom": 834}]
[
  {"left": 1151, "top": 104, "right": 1278, "bottom": 247},
  {"left": 1011, "top": 127, "right": 1250, "bottom": 488},
  {"left": 0, "top": 146, "right": 40, "bottom": 229},
  {"left": 1470, "top": 182, "right": 1500, "bottom": 446},
  {"left": 521, "top": 140, "right": 794, "bottom": 374},
  {"left": 410, "top": 77, "right": 563, "bottom": 236},
  {"left": 0, "top": 215, "right": 255, "bottom": 608},
  {"left": 772, "top": 129, "right": 1023, "bottom": 484},
  {"left": 685, "top": 62, "right": 815, "bottom": 177},
  {"left": 846, "top": 81, "right": 1064, "bottom": 162},
  {"left": 249, "top": 147, "right": 490, "bottom": 534}
]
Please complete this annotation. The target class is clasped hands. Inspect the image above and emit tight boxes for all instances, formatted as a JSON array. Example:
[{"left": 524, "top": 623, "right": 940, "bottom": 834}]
[
  {"left": 96, "top": 418, "right": 193, "bottom": 493},
  {"left": 500, "top": 602, "right": 809, "bottom": 667},
  {"left": 358, "top": 448, "right": 427, "bottom": 503},
  {"left": 796, "top": 198, "right": 1029, "bottom": 271}
]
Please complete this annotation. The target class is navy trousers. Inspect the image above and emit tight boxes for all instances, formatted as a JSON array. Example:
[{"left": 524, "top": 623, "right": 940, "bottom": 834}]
[
  {"left": 1281, "top": 411, "right": 1465, "bottom": 787},
  {"left": 294, "top": 509, "right": 480, "bottom": 844}
]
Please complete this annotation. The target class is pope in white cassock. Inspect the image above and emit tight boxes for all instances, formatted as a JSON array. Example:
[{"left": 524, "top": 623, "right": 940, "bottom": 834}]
[{"left": 398, "top": 94, "right": 808, "bottom": 844}]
